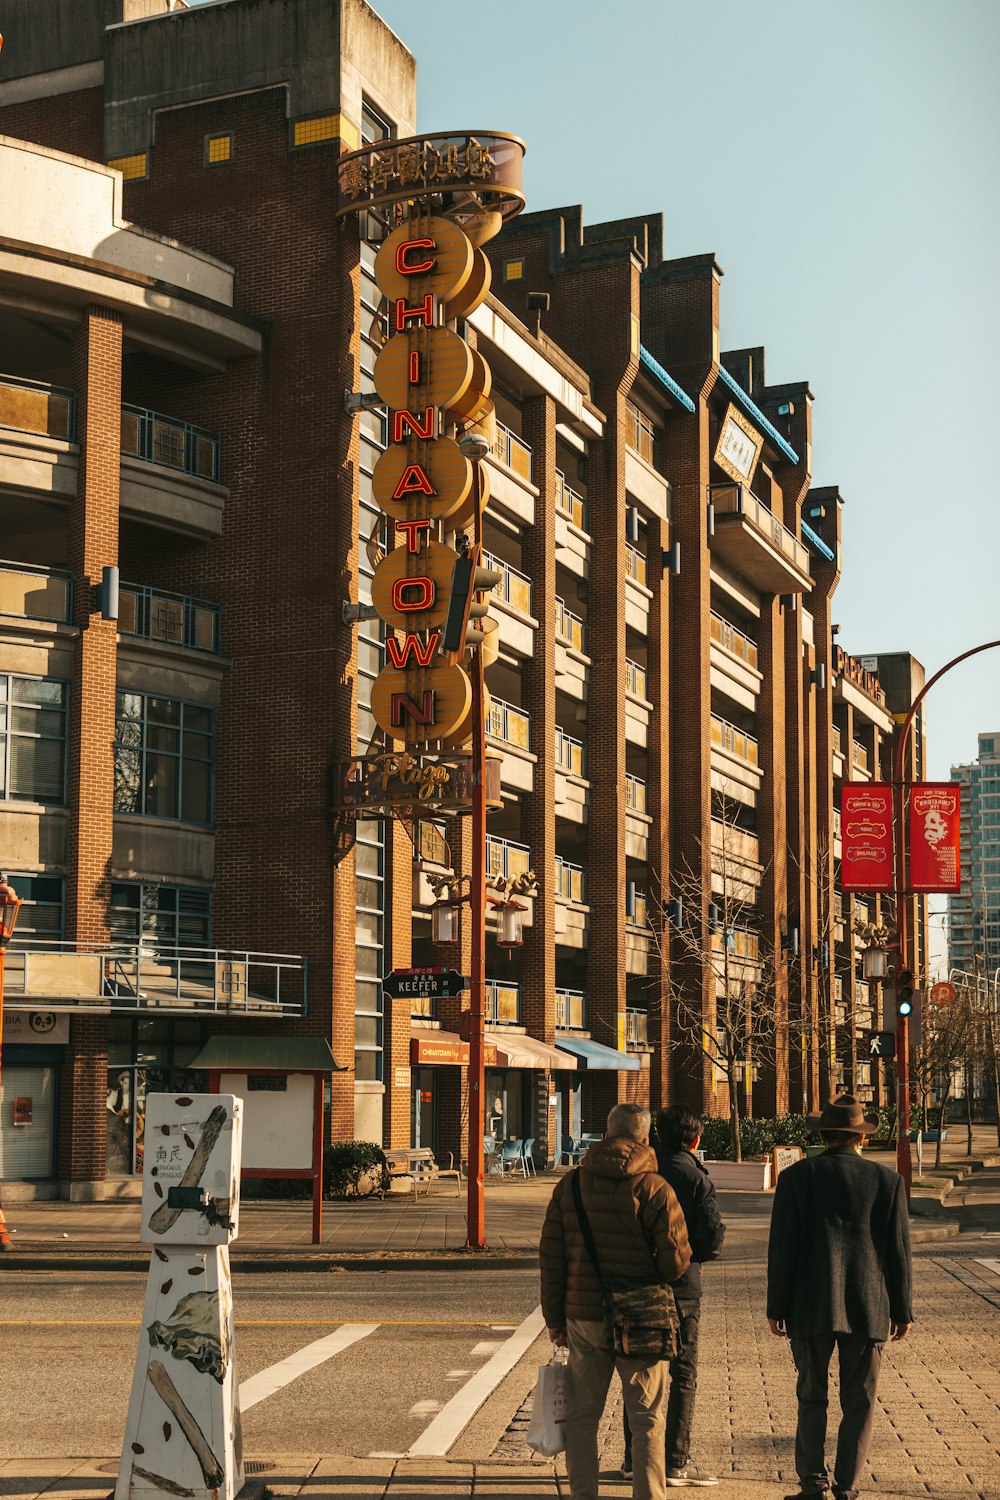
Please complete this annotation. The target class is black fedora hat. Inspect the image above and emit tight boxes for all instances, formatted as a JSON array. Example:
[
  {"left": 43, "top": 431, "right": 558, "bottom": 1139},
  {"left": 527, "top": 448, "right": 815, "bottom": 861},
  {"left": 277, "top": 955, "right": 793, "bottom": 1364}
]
[{"left": 807, "top": 1094, "right": 879, "bottom": 1135}]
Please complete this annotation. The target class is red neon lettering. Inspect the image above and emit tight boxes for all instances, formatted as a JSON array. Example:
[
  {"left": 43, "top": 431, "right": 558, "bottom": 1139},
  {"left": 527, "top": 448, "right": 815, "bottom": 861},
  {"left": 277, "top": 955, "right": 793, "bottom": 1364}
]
[
  {"left": 392, "top": 463, "right": 436, "bottom": 498},
  {"left": 408, "top": 349, "right": 422, "bottom": 385},
  {"left": 391, "top": 690, "right": 436, "bottom": 727},
  {"left": 391, "top": 576, "right": 435, "bottom": 612},
  {"left": 395, "top": 519, "right": 431, "bottom": 552},
  {"left": 387, "top": 632, "right": 440, "bottom": 669},
  {"left": 395, "top": 293, "right": 434, "bottom": 332},
  {"left": 392, "top": 407, "right": 436, "bottom": 443},
  {"left": 396, "top": 238, "right": 437, "bottom": 276}
]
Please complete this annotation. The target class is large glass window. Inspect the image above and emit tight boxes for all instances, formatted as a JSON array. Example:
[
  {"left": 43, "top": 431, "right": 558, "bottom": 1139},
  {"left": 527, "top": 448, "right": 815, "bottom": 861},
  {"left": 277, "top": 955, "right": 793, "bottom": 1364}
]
[
  {"left": 114, "top": 693, "right": 214, "bottom": 824},
  {"left": 355, "top": 819, "right": 384, "bottom": 1081},
  {"left": 106, "top": 1017, "right": 207, "bottom": 1176},
  {"left": 6, "top": 875, "right": 64, "bottom": 944},
  {"left": 0, "top": 677, "right": 67, "bottom": 804},
  {"left": 110, "top": 882, "right": 212, "bottom": 951}
]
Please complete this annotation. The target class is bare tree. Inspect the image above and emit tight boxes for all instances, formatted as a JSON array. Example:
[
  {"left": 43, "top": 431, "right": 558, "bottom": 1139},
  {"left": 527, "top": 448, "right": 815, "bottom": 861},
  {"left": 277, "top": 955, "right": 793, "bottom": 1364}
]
[{"left": 911, "top": 983, "right": 971, "bottom": 1169}]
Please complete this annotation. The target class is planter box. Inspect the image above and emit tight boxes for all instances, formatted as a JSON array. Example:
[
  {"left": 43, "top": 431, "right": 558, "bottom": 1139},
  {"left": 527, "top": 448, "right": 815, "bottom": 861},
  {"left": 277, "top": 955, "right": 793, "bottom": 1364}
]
[
  {"left": 705, "top": 1159, "right": 772, "bottom": 1191},
  {"left": 911, "top": 1129, "right": 947, "bottom": 1143}
]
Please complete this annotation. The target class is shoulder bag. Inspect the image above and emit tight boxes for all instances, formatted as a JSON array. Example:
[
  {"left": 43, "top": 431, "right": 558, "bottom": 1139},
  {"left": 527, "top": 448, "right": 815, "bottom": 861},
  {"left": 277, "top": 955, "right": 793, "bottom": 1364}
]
[{"left": 571, "top": 1168, "right": 682, "bottom": 1360}]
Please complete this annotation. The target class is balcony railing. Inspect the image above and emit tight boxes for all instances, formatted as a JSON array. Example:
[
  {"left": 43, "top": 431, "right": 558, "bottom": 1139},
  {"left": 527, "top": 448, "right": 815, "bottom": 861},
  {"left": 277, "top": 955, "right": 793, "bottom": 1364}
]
[
  {"left": 625, "top": 1008, "right": 649, "bottom": 1047},
  {"left": 710, "top": 714, "right": 759, "bottom": 767},
  {"left": 555, "top": 727, "right": 586, "bottom": 777},
  {"left": 485, "top": 979, "right": 521, "bottom": 1025},
  {"left": 491, "top": 421, "right": 532, "bottom": 483},
  {"left": 625, "top": 545, "right": 648, "bottom": 587},
  {"left": 119, "top": 583, "right": 222, "bottom": 654},
  {"left": 709, "top": 483, "right": 811, "bottom": 578},
  {"left": 627, "top": 891, "right": 650, "bottom": 929},
  {"left": 121, "top": 404, "right": 221, "bottom": 483},
  {"left": 0, "top": 373, "right": 76, "bottom": 442},
  {"left": 555, "top": 988, "right": 587, "bottom": 1031},
  {"left": 0, "top": 561, "right": 72, "bottom": 624},
  {"left": 625, "top": 401, "right": 656, "bottom": 466},
  {"left": 487, "top": 696, "right": 531, "bottom": 752},
  {"left": 2, "top": 941, "right": 305, "bottom": 1016},
  {"left": 852, "top": 741, "right": 869, "bottom": 771},
  {"left": 710, "top": 611, "right": 759, "bottom": 670},
  {"left": 555, "top": 856, "right": 586, "bottom": 904},
  {"left": 556, "top": 597, "right": 587, "bottom": 653},
  {"left": 486, "top": 835, "right": 532, "bottom": 881},
  {"left": 625, "top": 658, "right": 647, "bottom": 699},
  {"left": 832, "top": 809, "right": 843, "bottom": 838},
  {"left": 711, "top": 927, "right": 761, "bottom": 961},
  {"left": 481, "top": 549, "right": 532, "bottom": 615},
  {"left": 625, "top": 773, "right": 647, "bottom": 814},
  {"left": 555, "top": 470, "right": 587, "bottom": 530},
  {"left": 832, "top": 725, "right": 843, "bottom": 755}
]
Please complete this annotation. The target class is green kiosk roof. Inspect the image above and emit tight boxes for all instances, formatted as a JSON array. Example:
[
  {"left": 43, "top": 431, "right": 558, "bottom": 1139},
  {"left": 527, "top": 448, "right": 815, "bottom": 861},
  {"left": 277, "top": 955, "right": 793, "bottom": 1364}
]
[{"left": 191, "top": 1036, "right": 347, "bottom": 1072}]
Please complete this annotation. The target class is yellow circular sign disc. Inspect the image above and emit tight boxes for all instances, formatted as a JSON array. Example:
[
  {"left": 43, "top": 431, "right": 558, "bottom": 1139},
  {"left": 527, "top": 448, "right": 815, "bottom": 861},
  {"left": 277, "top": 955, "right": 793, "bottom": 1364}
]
[
  {"left": 439, "top": 684, "right": 491, "bottom": 751},
  {"left": 374, "top": 325, "right": 474, "bottom": 413},
  {"left": 372, "top": 437, "right": 472, "bottom": 522},
  {"left": 371, "top": 539, "right": 459, "bottom": 631},
  {"left": 446, "top": 460, "right": 490, "bottom": 533},
  {"left": 443, "top": 245, "right": 493, "bottom": 320},
  {"left": 449, "top": 345, "right": 492, "bottom": 423},
  {"left": 371, "top": 661, "right": 472, "bottom": 745},
  {"left": 374, "top": 216, "right": 475, "bottom": 303}
]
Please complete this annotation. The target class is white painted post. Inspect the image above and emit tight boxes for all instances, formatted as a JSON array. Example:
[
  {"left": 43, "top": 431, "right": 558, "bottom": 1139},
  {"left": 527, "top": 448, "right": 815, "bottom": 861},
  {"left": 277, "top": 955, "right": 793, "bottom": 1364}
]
[{"left": 116, "top": 1093, "right": 244, "bottom": 1500}]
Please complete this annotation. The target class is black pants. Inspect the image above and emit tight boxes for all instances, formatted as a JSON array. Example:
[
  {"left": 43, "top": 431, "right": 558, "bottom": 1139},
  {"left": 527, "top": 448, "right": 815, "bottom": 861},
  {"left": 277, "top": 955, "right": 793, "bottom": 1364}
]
[
  {"left": 789, "top": 1332, "right": 882, "bottom": 1499},
  {"left": 622, "top": 1300, "right": 700, "bottom": 1470}
]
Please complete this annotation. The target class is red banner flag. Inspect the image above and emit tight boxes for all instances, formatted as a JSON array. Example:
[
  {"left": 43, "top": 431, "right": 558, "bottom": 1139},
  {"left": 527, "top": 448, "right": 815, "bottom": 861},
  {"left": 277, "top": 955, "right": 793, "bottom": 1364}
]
[
  {"left": 909, "top": 783, "right": 961, "bottom": 893},
  {"left": 841, "top": 782, "right": 894, "bottom": 891}
]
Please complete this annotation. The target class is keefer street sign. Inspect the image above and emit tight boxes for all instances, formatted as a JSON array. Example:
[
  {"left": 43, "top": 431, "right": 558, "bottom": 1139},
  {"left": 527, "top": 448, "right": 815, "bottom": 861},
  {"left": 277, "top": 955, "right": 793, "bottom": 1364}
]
[{"left": 383, "top": 967, "right": 467, "bottom": 1001}]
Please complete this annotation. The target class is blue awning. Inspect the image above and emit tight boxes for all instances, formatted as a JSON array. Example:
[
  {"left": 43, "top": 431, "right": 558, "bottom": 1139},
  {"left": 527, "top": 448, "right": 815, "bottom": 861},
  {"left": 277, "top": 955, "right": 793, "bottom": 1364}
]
[{"left": 555, "top": 1036, "right": 641, "bottom": 1071}]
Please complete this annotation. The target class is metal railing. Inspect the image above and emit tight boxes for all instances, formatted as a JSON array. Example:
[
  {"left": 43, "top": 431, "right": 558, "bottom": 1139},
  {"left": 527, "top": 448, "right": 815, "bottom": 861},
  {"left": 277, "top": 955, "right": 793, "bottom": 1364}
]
[
  {"left": 625, "top": 773, "right": 647, "bottom": 815},
  {"left": 709, "top": 483, "right": 811, "bottom": 578},
  {"left": 555, "top": 988, "right": 587, "bottom": 1031},
  {"left": 710, "top": 714, "right": 759, "bottom": 767},
  {"left": 486, "top": 835, "right": 532, "bottom": 881},
  {"left": 832, "top": 725, "right": 843, "bottom": 755},
  {"left": 710, "top": 611, "right": 759, "bottom": 669},
  {"left": 625, "top": 658, "right": 647, "bottom": 699},
  {"left": 555, "top": 597, "right": 587, "bottom": 653},
  {"left": 485, "top": 979, "right": 521, "bottom": 1025},
  {"left": 481, "top": 549, "right": 533, "bottom": 615},
  {"left": 625, "top": 1008, "right": 649, "bottom": 1046},
  {"left": 491, "top": 421, "right": 532, "bottom": 483},
  {"left": 119, "top": 583, "right": 222, "bottom": 654},
  {"left": 625, "top": 401, "right": 656, "bottom": 465},
  {"left": 625, "top": 545, "right": 648, "bottom": 587},
  {"left": 121, "top": 404, "right": 221, "bottom": 483},
  {"left": 711, "top": 927, "right": 761, "bottom": 961},
  {"left": 2, "top": 940, "right": 306, "bottom": 1016},
  {"left": 0, "top": 373, "right": 76, "bottom": 442},
  {"left": 555, "top": 470, "right": 587, "bottom": 530},
  {"left": 487, "top": 696, "right": 531, "bottom": 752},
  {"left": 555, "top": 727, "right": 586, "bottom": 777},
  {"left": 0, "top": 561, "right": 72, "bottom": 624},
  {"left": 852, "top": 741, "right": 869, "bottom": 771},
  {"left": 555, "top": 856, "right": 586, "bottom": 904}
]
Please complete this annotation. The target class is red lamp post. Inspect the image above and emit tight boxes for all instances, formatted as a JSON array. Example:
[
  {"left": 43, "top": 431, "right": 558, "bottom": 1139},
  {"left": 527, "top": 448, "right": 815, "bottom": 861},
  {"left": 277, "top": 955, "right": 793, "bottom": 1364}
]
[{"left": 0, "top": 873, "right": 23, "bottom": 1251}]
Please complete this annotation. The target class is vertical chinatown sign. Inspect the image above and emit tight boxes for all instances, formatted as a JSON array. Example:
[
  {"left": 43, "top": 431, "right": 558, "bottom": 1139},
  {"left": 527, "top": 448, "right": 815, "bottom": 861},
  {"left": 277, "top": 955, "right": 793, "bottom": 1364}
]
[
  {"left": 841, "top": 783, "right": 894, "bottom": 892},
  {"left": 909, "top": 784, "right": 961, "bottom": 893}
]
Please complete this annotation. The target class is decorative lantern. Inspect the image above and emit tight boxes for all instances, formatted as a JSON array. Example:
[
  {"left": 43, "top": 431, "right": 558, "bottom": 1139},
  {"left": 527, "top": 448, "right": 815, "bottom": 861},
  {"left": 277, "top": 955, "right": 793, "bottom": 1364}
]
[
  {"left": 862, "top": 942, "right": 888, "bottom": 981},
  {"left": 0, "top": 874, "right": 21, "bottom": 950},
  {"left": 496, "top": 901, "right": 525, "bottom": 949},
  {"left": 431, "top": 900, "right": 459, "bottom": 946}
]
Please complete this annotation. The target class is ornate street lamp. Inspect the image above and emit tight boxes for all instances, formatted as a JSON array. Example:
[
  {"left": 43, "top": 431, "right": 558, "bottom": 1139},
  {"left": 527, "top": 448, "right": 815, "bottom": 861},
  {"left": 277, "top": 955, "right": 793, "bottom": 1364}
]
[
  {"left": 862, "top": 941, "right": 888, "bottom": 982},
  {"left": 0, "top": 873, "right": 23, "bottom": 1253},
  {"left": 431, "top": 899, "right": 459, "bottom": 947},
  {"left": 495, "top": 900, "right": 526, "bottom": 950}
]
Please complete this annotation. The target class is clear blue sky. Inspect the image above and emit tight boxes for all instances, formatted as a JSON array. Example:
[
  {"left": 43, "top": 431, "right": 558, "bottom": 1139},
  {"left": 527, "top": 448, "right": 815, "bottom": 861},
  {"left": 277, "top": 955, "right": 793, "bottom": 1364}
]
[{"left": 351, "top": 0, "right": 998, "bottom": 782}]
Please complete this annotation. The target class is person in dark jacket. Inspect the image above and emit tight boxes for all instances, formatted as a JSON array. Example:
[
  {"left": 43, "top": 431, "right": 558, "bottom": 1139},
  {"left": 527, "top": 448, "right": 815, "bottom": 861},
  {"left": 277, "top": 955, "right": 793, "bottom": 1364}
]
[
  {"left": 767, "top": 1095, "right": 913, "bottom": 1500},
  {"left": 622, "top": 1106, "right": 725, "bottom": 1487}
]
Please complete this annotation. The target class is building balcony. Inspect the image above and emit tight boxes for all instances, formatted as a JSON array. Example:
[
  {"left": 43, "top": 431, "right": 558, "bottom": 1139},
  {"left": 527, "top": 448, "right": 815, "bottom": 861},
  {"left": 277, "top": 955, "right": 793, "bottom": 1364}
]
[
  {"left": 851, "top": 740, "right": 870, "bottom": 776},
  {"left": 481, "top": 549, "right": 536, "bottom": 658},
  {"left": 625, "top": 545, "right": 648, "bottom": 589},
  {"left": 555, "top": 727, "right": 586, "bottom": 778},
  {"left": 711, "top": 714, "right": 759, "bottom": 768},
  {"left": 625, "top": 545, "right": 652, "bottom": 633},
  {"left": 0, "top": 561, "right": 72, "bottom": 625},
  {"left": 832, "top": 725, "right": 842, "bottom": 755},
  {"left": 485, "top": 979, "right": 521, "bottom": 1026},
  {"left": 626, "top": 402, "right": 656, "bottom": 467},
  {"left": 486, "top": 696, "right": 533, "bottom": 792},
  {"left": 491, "top": 421, "right": 532, "bottom": 484},
  {"left": 626, "top": 774, "right": 651, "bottom": 860},
  {"left": 709, "top": 483, "right": 812, "bottom": 594},
  {"left": 555, "top": 598, "right": 590, "bottom": 702},
  {"left": 486, "top": 834, "right": 532, "bottom": 882},
  {"left": 625, "top": 891, "right": 651, "bottom": 975},
  {"left": 555, "top": 470, "right": 587, "bottom": 532},
  {"left": 625, "top": 773, "right": 647, "bottom": 815},
  {"left": 486, "top": 422, "right": 537, "bottom": 525},
  {"left": 555, "top": 727, "right": 589, "bottom": 826},
  {"left": 625, "top": 658, "right": 648, "bottom": 699},
  {"left": 555, "top": 988, "right": 588, "bottom": 1032},
  {"left": 121, "top": 404, "right": 220, "bottom": 484},
  {"left": 710, "top": 611, "right": 759, "bottom": 671},
  {"left": 625, "top": 1008, "right": 650, "bottom": 1049},
  {"left": 3, "top": 941, "right": 305, "bottom": 1016},
  {"left": 0, "top": 373, "right": 75, "bottom": 441},
  {"left": 119, "top": 583, "right": 222, "bottom": 655},
  {"left": 555, "top": 856, "right": 587, "bottom": 904},
  {"left": 711, "top": 927, "right": 761, "bottom": 963},
  {"left": 556, "top": 597, "right": 587, "bottom": 654}
]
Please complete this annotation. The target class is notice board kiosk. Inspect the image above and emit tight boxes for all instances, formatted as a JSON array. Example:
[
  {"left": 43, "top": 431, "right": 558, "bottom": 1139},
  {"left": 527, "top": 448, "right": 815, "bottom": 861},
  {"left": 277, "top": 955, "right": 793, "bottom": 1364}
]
[{"left": 190, "top": 1036, "right": 345, "bottom": 1244}]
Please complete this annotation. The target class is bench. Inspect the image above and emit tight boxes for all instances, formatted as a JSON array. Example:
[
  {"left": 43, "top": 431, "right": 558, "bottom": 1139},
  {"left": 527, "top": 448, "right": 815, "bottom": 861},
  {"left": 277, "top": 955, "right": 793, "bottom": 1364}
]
[{"left": 382, "top": 1147, "right": 462, "bottom": 1198}]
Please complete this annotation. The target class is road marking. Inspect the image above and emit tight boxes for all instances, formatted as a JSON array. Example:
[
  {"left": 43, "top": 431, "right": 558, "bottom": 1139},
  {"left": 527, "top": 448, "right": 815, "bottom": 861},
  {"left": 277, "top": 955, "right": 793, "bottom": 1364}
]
[
  {"left": 238, "top": 1323, "right": 379, "bottom": 1410},
  {"left": 407, "top": 1305, "right": 546, "bottom": 1457},
  {"left": 974, "top": 1258, "right": 1000, "bottom": 1279},
  {"left": 470, "top": 1340, "right": 504, "bottom": 1357},
  {"left": 409, "top": 1399, "right": 443, "bottom": 1415},
  {"left": 0, "top": 1318, "right": 504, "bottom": 1328}
]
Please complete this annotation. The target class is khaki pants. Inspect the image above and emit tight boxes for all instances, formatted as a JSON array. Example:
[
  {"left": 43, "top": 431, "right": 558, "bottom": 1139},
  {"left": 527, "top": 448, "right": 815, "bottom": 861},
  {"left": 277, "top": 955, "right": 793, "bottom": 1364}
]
[{"left": 565, "top": 1317, "right": 670, "bottom": 1500}]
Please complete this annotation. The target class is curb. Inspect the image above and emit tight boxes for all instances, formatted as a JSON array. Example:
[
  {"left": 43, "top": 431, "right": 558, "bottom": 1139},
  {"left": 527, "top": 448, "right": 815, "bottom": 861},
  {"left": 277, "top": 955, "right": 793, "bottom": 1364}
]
[
  {"left": 0, "top": 1251, "right": 541, "bottom": 1273},
  {"left": 909, "top": 1219, "right": 960, "bottom": 1242}
]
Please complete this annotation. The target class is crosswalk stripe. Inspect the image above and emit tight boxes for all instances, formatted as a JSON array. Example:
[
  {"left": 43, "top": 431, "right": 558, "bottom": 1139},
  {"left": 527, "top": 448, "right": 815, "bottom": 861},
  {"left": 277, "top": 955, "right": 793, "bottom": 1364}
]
[
  {"left": 406, "top": 1306, "right": 546, "bottom": 1457},
  {"left": 238, "top": 1322, "right": 379, "bottom": 1410},
  {"left": 973, "top": 1257, "right": 1000, "bottom": 1279}
]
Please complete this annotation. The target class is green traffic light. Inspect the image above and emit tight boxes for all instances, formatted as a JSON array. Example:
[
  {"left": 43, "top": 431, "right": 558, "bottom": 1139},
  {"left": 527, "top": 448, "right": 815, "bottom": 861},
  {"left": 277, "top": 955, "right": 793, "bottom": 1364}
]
[{"left": 899, "top": 1000, "right": 913, "bottom": 1016}]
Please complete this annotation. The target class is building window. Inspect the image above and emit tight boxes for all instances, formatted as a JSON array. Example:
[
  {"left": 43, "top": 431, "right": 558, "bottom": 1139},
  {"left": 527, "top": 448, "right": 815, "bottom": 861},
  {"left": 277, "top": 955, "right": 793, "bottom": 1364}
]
[
  {"left": 625, "top": 400, "right": 657, "bottom": 467},
  {"left": 114, "top": 693, "right": 214, "bottom": 825},
  {"left": 6, "top": 875, "right": 64, "bottom": 945},
  {"left": 107, "top": 153, "right": 148, "bottom": 182},
  {"left": 0, "top": 676, "right": 67, "bottom": 805},
  {"left": 361, "top": 101, "right": 393, "bottom": 145},
  {"left": 205, "top": 133, "right": 232, "bottom": 165},
  {"left": 504, "top": 259, "right": 524, "bottom": 283},
  {"left": 355, "top": 819, "right": 384, "bottom": 1082},
  {"left": 106, "top": 1017, "right": 208, "bottom": 1177},
  {"left": 110, "top": 883, "right": 212, "bottom": 951},
  {"left": 630, "top": 314, "right": 641, "bottom": 358},
  {"left": 292, "top": 113, "right": 358, "bottom": 150}
]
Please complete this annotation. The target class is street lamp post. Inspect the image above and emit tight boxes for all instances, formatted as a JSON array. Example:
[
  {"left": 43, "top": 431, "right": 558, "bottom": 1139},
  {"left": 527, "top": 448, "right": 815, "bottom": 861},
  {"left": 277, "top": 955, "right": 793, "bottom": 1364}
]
[{"left": 0, "top": 873, "right": 23, "bottom": 1252}]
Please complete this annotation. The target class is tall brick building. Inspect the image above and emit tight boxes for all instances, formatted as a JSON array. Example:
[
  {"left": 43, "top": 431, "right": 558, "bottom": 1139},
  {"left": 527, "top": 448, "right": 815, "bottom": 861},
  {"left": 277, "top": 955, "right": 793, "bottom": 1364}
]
[{"left": 0, "top": 0, "right": 925, "bottom": 1197}]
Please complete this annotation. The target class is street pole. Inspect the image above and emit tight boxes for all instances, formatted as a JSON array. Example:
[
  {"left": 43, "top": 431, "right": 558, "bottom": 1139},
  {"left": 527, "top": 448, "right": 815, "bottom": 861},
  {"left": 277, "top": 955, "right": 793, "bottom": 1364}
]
[
  {"left": 466, "top": 464, "right": 487, "bottom": 1251},
  {"left": 0, "top": 876, "right": 22, "bottom": 1252}
]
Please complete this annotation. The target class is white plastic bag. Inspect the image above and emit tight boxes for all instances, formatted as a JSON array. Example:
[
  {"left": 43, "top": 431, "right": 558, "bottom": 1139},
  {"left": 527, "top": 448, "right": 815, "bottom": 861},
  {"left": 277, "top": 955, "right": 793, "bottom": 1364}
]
[{"left": 526, "top": 1349, "right": 569, "bottom": 1456}]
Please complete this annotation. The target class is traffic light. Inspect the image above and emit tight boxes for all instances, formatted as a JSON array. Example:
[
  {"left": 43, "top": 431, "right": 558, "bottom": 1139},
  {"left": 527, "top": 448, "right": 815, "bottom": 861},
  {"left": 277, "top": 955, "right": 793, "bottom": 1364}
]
[
  {"left": 441, "top": 546, "right": 502, "bottom": 654},
  {"left": 896, "top": 968, "right": 915, "bottom": 1018}
]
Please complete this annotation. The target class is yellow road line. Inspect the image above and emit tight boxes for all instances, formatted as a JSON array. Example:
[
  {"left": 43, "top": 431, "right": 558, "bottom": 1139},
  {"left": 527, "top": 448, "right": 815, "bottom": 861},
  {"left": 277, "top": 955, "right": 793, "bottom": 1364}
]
[{"left": 0, "top": 1319, "right": 505, "bottom": 1328}]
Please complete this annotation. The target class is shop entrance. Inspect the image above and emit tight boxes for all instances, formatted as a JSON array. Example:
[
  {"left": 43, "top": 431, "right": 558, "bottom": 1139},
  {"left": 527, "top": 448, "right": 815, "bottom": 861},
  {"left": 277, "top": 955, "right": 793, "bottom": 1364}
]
[
  {"left": 411, "top": 1067, "right": 436, "bottom": 1149},
  {"left": 0, "top": 1064, "right": 56, "bottom": 1178}
]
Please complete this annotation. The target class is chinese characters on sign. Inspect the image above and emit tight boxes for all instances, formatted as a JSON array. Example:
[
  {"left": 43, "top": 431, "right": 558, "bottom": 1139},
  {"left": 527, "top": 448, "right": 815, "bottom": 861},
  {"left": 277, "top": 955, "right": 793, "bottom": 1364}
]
[
  {"left": 713, "top": 403, "right": 764, "bottom": 486},
  {"left": 909, "top": 784, "right": 961, "bottom": 893},
  {"left": 841, "top": 782, "right": 894, "bottom": 891},
  {"left": 336, "top": 132, "right": 525, "bottom": 221}
]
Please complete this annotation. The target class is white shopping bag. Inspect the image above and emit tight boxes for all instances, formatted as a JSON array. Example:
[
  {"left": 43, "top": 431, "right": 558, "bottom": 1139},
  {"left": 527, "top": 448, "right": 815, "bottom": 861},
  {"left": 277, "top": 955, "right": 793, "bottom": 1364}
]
[{"left": 526, "top": 1349, "right": 569, "bottom": 1456}]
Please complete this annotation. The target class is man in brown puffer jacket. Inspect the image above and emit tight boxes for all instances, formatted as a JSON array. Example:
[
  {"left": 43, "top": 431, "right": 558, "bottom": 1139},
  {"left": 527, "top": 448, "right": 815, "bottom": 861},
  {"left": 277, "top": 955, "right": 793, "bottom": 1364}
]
[{"left": 540, "top": 1103, "right": 692, "bottom": 1500}]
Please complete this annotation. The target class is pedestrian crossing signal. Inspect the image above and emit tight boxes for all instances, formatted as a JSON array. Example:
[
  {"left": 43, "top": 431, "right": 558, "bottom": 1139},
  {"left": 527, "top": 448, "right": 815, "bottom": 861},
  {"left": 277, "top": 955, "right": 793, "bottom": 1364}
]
[{"left": 867, "top": 1030, "right": 896, "bottom": 1059}]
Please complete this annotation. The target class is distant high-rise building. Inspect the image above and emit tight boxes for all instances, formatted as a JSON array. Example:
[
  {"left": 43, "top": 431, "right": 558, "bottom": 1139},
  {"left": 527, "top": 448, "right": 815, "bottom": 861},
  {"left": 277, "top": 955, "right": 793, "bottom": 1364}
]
[{"left": 949, "top": 733, "right": 1000, "bottom": 982}]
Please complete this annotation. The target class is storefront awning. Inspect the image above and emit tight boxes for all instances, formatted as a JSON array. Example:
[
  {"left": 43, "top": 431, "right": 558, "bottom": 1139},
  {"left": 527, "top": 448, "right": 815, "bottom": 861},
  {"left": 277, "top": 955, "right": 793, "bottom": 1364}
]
[
  {"left": 555, "top": 1036, "right": 641, "bottom": 1071},
  {"left": 485, "top": 1031, "right": 577, "bottom": 1070},
  {"left": 191, "top": 1036, "right": 346, "bottom": 1071}
]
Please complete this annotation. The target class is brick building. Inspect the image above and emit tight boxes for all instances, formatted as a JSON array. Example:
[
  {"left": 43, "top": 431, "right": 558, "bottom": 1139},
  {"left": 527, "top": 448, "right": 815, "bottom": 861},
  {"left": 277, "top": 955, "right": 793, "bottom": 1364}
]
[{"left": 0, "top": 0, "right": 925, "bottom": 1197}]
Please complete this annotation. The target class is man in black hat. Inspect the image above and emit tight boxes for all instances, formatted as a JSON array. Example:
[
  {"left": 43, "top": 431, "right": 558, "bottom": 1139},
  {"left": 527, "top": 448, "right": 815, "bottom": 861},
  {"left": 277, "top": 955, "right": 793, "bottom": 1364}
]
[{"left": 767, "top": 1094, "right": 913, "bottom": 1500}]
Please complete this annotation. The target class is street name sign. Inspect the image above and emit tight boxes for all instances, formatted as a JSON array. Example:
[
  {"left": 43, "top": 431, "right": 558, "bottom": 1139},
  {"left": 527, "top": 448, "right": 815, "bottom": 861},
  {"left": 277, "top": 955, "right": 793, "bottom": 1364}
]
[{"left": 383, "top": 967, "right": 467, "bottom": 1001}]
